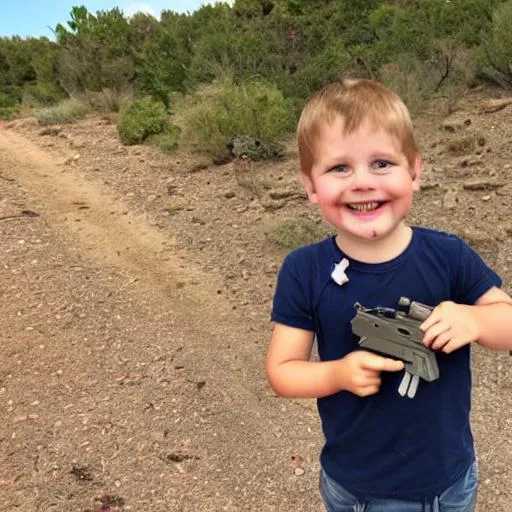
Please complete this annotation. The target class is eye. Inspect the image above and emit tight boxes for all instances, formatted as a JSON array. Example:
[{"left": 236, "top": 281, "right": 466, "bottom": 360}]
[
  {"left": 328, "top": 164, "right": 350, "bottom": 174},
  {"left": 372, "top": 159, "right": 394, "bottom": 171}
]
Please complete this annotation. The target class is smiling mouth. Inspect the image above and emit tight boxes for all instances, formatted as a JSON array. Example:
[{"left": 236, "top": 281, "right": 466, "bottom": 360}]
[{"left": 347, "top": 202, "right": 384, "bottom": 212}]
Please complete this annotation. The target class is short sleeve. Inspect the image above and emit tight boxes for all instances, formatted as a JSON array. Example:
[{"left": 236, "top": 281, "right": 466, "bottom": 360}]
[
  {"left": 271, "top": 254, "right": 316, "bottom": 332},
  {"left": 454, "top": 239, "right": 502, "bottom": 305}
]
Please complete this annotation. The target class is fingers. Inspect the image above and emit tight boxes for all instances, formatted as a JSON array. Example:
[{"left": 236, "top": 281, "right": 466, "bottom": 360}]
[
  {"left": 360, "top": 352, "right": 405, "bottom": 372},
  {"left": 356, "top": 385, "right": 380, "bottom": 397},
  {"left": 429, "top": 331, "right": 451, "bottom": 351},
  {"left": 380, "top": 358, "right": 405, "bottom": 372},
  {"left": 422, "top": 320, "right": 450, "bottom": 347},
  {"left": 420, "top": 301, "right": 452, "bottom": 330}
]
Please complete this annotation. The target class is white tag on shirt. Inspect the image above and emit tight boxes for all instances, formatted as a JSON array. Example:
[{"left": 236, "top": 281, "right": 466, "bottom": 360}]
[{"left": 331, "top": 258, "right": 350, "bottom": 286}]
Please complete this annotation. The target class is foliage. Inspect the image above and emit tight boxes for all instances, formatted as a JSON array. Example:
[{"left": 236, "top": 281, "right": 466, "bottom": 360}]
[
  {"left": 34, "top": 98, "right": 90, "bottom": 125},
  {"left": 187, "top": 28, "right": 281, "bottom": 87},
  {"left": 22, "top": 82, "right": 66, "bottom": 107},
  {"left": 84, "top": 88, "right": 133, "bottom": 113},
  {"left": 55, "top": 6, "right": 134, "bottom": 95},
  {"left": 0, "top": 91, "right": 18, "bottom": 108},
  {"left": 264, "top": 218, "right": 329, "bottom": 249},
  {"left": 145, "top": 126, "right": 182, "bottom": 154},
  {"left": 116, "top": 96, "right": 174, "bottom": 145},
  {"left": 0, "top": 90, "right": 20, "bottom": 119},
  {"left": 1, "top": 0, "right": 511, "bottom": 145},
  {"left": 479, "top": 1, "right": 512, "bottom": 87},
  {"left": 134, "top": 26, "right": 190, "bottom": 106},
  {"left": 176, "top": 78, "right": 295, "bottom": 154},
  {"left": 278, "top": 38, "right": 352, "bottom": 100},
  {"left": 0, "top": 106, "right": 20, "bottom": 120}
]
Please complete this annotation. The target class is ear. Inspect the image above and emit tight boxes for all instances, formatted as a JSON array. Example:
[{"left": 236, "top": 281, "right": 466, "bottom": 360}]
[
  {"left": 302, "top": 173, "right": 319, "bottom": 204},
  {"left": 411, "top": 153, "right": 422, "bottom": 192}
]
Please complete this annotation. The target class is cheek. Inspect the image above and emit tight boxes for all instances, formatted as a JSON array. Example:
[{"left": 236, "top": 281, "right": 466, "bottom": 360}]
[{"left": 392, "top": 190, "right": 414, "bottom": 215}]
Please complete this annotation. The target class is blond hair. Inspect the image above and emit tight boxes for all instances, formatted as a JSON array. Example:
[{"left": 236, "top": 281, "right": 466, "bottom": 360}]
[{"left": 297, "top": 78, "right": 419, "bottom": 175}]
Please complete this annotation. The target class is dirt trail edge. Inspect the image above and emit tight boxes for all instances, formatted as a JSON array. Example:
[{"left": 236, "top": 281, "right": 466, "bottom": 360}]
[
  {"left": 0, "top": 128, "right": 321, "bottom": 511},
  {"left": 0, "top": 128, "right": 212, "bottom": 301}
]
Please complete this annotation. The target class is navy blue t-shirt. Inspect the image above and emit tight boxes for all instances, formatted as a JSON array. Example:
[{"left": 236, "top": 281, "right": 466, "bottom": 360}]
[{"left": 271, "top": 227, "right": 501, "bottom": 501}]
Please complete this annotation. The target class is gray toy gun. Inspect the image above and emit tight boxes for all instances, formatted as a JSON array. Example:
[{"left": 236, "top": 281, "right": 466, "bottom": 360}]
[{"left": 351, "top": 297, "right": 439, "bottom": 398}]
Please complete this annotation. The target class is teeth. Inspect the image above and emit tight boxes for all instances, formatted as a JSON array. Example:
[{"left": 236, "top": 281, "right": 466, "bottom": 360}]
[{"left": 348, "top": 202, "right": 380, "bottom": 212}]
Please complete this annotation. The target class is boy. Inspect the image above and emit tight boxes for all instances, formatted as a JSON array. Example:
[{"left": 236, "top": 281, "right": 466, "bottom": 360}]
[{"left": 266, "top": 78, "right": 512, "bottom": 511}]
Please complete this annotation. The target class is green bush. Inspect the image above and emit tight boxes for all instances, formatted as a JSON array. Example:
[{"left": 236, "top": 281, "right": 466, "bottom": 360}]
[
  {"left": 22, "top": 82, "right": 66, "bottom": 107},
  {"left": 0, "top": 91, "right": 19, "bottom": 108},
  {"left": 117, "top": 96, "right": 172, "bottom": 145},
  {"left": 0, "top": 106, "right": 20, "bottom": 120},
  {"left": 278, "top": 39, "right": 352, "bottom": 101},
  {"left": 175, "top": 78, "right": 295, "bottom": 155},
  {"left": 378, "top": 54, "right": 438, "bottom": 115},
  {"left": 34, "top": 99, "right": 90, "bottom": 125},
  {"left": 478, "top": 0, "right": 512, "bottom": 87},
  {"left": 265, "top": 219, "right": 329, "bottom": 250},
  {"left": 0, "top": 92, "right": 20, "bottom": 119},
  {"left": 145, "top": 125, "right": 181, "bottom": 154}
]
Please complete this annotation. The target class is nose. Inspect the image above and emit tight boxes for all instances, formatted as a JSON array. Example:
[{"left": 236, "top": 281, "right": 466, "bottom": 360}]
[{"left": 351, "top": 167, "right": 377, "bottom": 190}]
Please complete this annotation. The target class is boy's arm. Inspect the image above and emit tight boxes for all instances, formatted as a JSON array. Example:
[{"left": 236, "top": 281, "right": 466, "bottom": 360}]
[
  {"left": 266, "top": 322, "right": 404, "bottom": 399},
  {"left": 421, "top": 286, "right": 512, "bottom": 352}
]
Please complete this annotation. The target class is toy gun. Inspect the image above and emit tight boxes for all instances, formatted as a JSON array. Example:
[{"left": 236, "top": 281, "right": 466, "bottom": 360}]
[{"left": 351, "top": 297, "right": 439, "bottom": 398}]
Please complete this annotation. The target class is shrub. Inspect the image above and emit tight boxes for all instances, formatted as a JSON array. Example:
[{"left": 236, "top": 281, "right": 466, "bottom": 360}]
[
  {"left": 264, "top": 219, "right": 329, "bottom": 250},
  {"left": 478, "top": 0, "right": 512, "bottom": 87},
  {"left": 34, "top": 99, "right": 90, "bottom": 125},
  {"left": 22, "top": 82, "right": 66, "bottom": 107},
  {"left": 117, "top": 96, "right": 172, "bottom": 145},
  {"left": 278, "top": 39, "right": 352, "bottom": 101},
  {"left": 0, "top": 91, "right": 19, "bottom": 108},
  {"left": 378, "top": 54, "right": 438, "bottom": 115},
  {"left": 85, "top": 88, "right": 133, "bottom": 113},
  {"left": 145, "top": 125, "right": 181, "bottom": 154},
  {"left": 175, "top": 78, "right": 295, "bottom": 155},
  {"left": 0, "top": 106, "right": 20, "bottom": 120},
  {"left": 0, "top": 92, "right": 20, "bottom": 119}
]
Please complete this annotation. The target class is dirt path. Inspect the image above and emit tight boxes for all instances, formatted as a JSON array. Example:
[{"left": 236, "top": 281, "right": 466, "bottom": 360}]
[
  {"left": 0, "top": 128, "right": 321, "bottom": 511},
  {"left": 1, "top": 108, "right": 511, "bottom": 511}
]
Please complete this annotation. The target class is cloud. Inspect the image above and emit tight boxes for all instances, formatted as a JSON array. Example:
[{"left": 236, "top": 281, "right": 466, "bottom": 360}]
[{"left": 124, "top": 3, "right": 158, "bottom": 19}]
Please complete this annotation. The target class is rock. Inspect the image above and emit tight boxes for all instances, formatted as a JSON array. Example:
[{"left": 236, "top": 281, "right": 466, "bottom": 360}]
[
  {"left": 268, "top": 190, "right": 305, "bottom": 200},
  {"left": 212, "top": 154, "right": 233, "bottom": 166},
  {"left": 420, "top": 181, "right": 440, "bottom": 191},
  {"left": 445, "top": 136, "right": 476, "bottom": 156},
  {"left": 39, "top": 126, "right": 62, "bottom": 136},
  {"left": 260, "top": 196, "right": 288, "bottom": 211},
  {"left": 462, "top": 181, "right": 505, "bottom": 191},
  {"left": 456, "top": 227, "right": 500, "bottom": 267},
  {"left": 479, "top": 98, "right": 512, "bottom": 114},
  {"left": 442, "top": 188, "right": 458, "bottom": 209},
  {"left": 167, "top": 184, "right": 178, "bottom": 196},
  {"left": 227, "top": 135, "right": 283, "bottom": 161},
  {"left": 190, "top": 162, "right": 209, "bottom": 172}
]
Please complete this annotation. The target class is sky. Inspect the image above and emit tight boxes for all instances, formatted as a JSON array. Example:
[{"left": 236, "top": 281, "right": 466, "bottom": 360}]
[{"left": 1, "top": 1, "right": 224, "bottom": 39}]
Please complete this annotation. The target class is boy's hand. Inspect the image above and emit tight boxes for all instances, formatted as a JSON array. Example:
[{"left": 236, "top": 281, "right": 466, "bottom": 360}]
[
  {"left": 338, "top": 351, "right": 404, "bottom": 397},
  {"left": 420, "top": 301, "right": 480, "bottom": 353}
]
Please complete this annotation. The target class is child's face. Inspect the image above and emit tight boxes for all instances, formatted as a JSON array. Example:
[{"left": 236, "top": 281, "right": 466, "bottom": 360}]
[{"left": 303, "top": 117, "right": 421, "bottom": 249}]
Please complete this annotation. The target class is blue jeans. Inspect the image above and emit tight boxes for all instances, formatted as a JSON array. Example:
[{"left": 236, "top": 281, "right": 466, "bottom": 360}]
[{"left": 320, "top": 461, "right": 478, "bottom": 512}]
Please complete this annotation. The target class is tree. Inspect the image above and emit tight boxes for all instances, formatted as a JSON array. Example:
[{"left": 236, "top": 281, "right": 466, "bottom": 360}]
[{"left": 55, "top": 6, "right": 135, "bottom": 95}]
